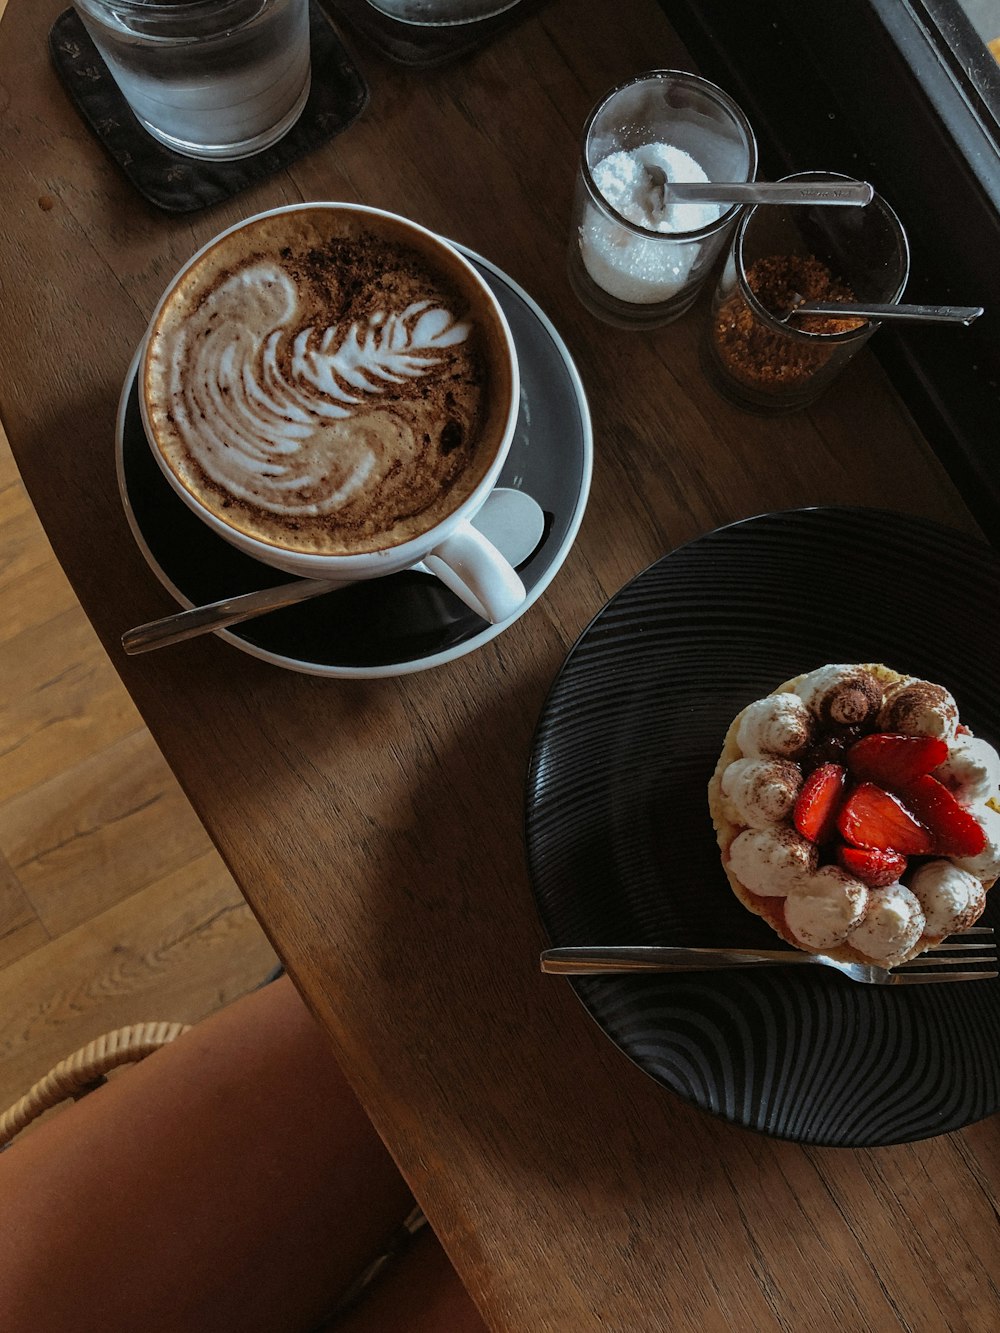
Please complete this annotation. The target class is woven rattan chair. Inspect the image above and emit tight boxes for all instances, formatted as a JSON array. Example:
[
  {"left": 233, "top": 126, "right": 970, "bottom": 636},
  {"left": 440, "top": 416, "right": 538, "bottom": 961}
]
[{"left": 0, "top": 1020, "right": 191, "bottom": 1149}]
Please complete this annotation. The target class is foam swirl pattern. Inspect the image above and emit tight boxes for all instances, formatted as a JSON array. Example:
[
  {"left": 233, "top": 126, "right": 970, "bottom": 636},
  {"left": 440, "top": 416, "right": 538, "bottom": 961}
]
[
  {"left": 167, "top": 266, "right": 471, "bottom": 517},
  {"left": 145, "top": 229, "right": 495, "bottom": 557},
  {"left": 525, "top": 508, "right": 1000, "bottom": 1145}
]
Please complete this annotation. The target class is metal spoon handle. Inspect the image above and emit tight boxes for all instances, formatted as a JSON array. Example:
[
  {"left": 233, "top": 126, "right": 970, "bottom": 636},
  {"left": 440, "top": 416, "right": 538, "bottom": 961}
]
[
  {"left": 791, "top": 301, "right": 984, "bottom": 325},
  {"left": 121, "top": 489, "right": 546, "bottom": 656},
  {"left": 122, "top": 577, "right": 339, "bottom": 654},
  {"left": 663, "top": 180, "right": 874, "bottom": 207}
]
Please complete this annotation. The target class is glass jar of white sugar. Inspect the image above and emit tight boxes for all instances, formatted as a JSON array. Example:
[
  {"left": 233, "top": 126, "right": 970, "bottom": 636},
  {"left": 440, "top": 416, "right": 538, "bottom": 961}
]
[{"left": 568, "top": 70, "right": 757, "bottom": 329}]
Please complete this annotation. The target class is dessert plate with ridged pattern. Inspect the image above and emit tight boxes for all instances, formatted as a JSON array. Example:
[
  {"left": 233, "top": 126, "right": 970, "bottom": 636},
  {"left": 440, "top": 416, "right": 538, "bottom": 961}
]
[{"left": 525, "top": 506, "right": 1000, "bottom": 1145}]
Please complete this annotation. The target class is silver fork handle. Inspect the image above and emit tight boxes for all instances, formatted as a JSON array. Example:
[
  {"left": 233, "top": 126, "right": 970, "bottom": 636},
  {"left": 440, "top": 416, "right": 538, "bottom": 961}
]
[{"left": 539, "top": 946, "right": 819, "bottom": 974}]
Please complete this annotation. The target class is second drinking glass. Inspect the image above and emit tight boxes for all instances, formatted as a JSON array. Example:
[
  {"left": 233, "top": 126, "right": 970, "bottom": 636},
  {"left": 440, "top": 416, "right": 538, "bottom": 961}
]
[{"left": 701, "top": 171, "right": 910, "bottom": 413}]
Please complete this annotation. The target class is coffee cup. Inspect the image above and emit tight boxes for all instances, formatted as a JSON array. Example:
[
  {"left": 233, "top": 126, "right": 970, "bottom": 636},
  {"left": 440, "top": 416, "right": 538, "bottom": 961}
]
[{"left": 139, "top": 203, "right": 526, "bottom": 623}]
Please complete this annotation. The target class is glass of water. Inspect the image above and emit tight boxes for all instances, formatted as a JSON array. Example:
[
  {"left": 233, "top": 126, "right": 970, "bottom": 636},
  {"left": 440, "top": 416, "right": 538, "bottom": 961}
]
[{"left": 73, "top": 0, "right": 312, "bottom": 161}]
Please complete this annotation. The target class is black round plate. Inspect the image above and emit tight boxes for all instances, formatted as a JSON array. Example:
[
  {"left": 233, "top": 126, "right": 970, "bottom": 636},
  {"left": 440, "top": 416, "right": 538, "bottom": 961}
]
[
  {"left": 525, "top": 507, "right": 1000, "bottom": 1146},
  {"left": 118, "top": 251, "right": 591, "bottom": 677}
]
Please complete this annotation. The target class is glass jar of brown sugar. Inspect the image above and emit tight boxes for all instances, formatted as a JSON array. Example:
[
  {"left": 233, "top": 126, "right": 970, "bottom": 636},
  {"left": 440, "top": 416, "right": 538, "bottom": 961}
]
[{"left": 701, "top": 171, "right": 909, "bottom": 413}]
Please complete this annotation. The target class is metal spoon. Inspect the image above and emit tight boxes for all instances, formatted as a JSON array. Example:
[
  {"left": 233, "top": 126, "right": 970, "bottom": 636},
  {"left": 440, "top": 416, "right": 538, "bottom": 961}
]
[
  {"left": 122, "top": 488, "right": 546, "bottom": 655},
  {"left": 785, "top": 300, "right": 984, "bottom": 326},
  {"left": 645, "top": 167, "right": 874, "bottom": 209}
]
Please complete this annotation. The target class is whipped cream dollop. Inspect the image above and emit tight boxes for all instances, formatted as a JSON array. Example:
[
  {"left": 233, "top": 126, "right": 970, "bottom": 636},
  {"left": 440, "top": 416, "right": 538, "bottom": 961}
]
[
  {"left": 162, "top": 263, "right": 470, "bottom": 518},
  {"left": 952, "top": 803, "right": 1000, "bottom": 881},
  {"left": 783, "top": 866, "right": 869, "bottom": 951},
  {"left": 934, "top": 734, "right": 1000, "bottom": 806},
  {"left": 793, "top": 665, "right": 883, "bottom": 728},
  {"left": 727, "top": 827, "right": 817, "bottom": 897},
  {"left": 720, "top": 757, "right": 802, "bottom": 828},
  {"left": 877, "top": 679, "right": 959, "bottom": 741},
  {"left": 847, "top": 883, "right": 925, "bottom": 965},
  {"left": 909, "top": 859, "right": 986, "bottom": 939},
  {"left": 735, "top": 693, "right": 813, "bottom": 758}
]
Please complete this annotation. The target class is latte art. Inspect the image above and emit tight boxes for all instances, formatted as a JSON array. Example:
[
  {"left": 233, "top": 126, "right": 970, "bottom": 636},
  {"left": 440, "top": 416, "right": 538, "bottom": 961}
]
[
  {"left": 286, "top": 301, "right": 470, "bottom": 417},
  {"left": 168, "top": 263, "right": 471, "bottom": 519},
  {"left": 143, "top": 211, "right": 510, "bottom": 557}
]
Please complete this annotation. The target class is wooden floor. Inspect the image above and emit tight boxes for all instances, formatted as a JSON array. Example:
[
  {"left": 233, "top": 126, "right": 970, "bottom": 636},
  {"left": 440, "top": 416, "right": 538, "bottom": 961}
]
[{"left": 0, "top": 417, "right": 278, "bottom": 1113}]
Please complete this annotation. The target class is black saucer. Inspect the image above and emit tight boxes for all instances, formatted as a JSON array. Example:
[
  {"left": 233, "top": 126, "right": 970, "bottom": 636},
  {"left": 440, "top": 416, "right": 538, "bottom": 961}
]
[{"left": 117, "top": 250, "right": 592, "bottom": 676}]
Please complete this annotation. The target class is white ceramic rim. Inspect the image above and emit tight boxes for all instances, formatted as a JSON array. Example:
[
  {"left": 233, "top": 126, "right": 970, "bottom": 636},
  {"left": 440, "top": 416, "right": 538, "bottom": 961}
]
[
  {"left": 117, "top": 246, "right": 593, "bottom": 678},
  {"left": 138, "top": 201, "right": 521, "bottom": 576}
]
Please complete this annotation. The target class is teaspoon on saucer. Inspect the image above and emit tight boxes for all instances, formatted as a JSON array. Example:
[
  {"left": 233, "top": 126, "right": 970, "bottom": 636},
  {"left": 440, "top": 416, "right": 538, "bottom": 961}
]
[{"left": 122, "top": 488, "right": 546, "bottom": 656}]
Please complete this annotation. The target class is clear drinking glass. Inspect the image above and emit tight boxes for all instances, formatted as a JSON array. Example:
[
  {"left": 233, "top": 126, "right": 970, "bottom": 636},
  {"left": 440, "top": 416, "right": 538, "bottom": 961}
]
[
  {"left": 702, "top": 171, "right": 910, "bottom": 413},
  {"left": 72, "top": 0, "right": 312, "bottom": 161},
  {"left": 363, "top": 0, "right": 521, "bottom": 21},
  {"left": 567, "top": 70, "right": 757, "bottom": 330}
]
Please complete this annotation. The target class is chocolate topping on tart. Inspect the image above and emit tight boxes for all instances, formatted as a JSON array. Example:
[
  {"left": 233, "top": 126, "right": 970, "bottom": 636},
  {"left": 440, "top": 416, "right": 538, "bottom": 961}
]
[
  {"left": 816, "top": 671, "right": 883, "bottom": 728},
  {"left": 878, "top": 680, "right": 958, "bottom": 736}
]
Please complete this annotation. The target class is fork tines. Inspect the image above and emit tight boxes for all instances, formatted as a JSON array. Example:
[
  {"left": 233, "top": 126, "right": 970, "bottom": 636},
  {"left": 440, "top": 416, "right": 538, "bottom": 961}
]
[{"left": 893, "top": 927, "right": 997, "bottom": 982}]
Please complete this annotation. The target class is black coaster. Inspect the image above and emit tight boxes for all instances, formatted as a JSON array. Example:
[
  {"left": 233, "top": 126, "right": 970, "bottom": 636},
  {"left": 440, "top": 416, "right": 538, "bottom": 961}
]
[
  {"left": 49, "top": 4, "right": 369, "bottom": 215},
  {"left": 325, "top": 0, "right": 546, "bottom": 67}
]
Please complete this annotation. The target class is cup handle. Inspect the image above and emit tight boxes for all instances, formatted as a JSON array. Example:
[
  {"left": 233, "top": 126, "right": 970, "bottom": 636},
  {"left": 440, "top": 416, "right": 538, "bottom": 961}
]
[{"left": 422, "top": 519, "right": 527, "bottom": 624}]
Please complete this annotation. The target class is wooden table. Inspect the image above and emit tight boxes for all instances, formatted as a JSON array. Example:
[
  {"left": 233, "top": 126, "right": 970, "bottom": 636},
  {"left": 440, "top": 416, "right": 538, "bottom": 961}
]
[{"left": 2, "top": 0, "right": 998, "bottom": 1327}]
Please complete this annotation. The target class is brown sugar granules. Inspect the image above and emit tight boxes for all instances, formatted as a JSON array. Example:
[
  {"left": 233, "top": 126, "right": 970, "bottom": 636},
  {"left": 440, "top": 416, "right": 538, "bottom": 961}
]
[{"left": 712, "top": 253, "right": 864, "bottom": 394}]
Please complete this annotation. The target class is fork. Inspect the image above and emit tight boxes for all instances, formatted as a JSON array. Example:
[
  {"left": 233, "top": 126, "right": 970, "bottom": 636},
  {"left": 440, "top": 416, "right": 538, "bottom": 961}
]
[{"left": 539, "top": 928, "right": 997, "bottom": 985}]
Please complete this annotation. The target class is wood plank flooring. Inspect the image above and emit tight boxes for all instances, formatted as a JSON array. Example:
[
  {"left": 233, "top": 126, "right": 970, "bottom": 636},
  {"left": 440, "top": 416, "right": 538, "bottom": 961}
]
[{"left": 0, "top": 418, "right": 278, "bottom": 1114}]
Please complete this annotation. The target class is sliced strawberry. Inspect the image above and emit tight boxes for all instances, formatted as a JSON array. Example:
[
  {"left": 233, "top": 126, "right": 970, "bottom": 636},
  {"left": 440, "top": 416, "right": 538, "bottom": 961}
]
[
  {"left": 846, "top": 732, "right": 949, "bottom": 791},
  {"left": 836, "top": 843, "right": 907, "bottom": 887},
  {"left": 794, "top": 763, "right": 847, "bottom": 844},
  {"left": 898, "top": 774, "right": 987, "bottom": 858},
  {"left": 836, "top": 782, "right": 934, "bottom": 854}
]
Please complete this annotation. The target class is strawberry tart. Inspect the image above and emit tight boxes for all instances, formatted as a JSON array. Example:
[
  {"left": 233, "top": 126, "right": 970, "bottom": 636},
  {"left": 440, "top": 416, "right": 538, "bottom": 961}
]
[{"left": 708, "top": 664, "right": 1000, "bottom": 965}]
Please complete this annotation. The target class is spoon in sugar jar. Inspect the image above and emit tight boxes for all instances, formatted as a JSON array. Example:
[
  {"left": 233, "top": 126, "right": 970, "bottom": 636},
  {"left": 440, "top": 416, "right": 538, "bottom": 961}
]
[
  {"left": 121, "top": 488, "right": 547, "bottom": 655},
  {"left": 644, "top": 167, "right": 875, "bottom": 209},
  {"left": 783, "top": 298, "right": 984, "bottom": 326}
]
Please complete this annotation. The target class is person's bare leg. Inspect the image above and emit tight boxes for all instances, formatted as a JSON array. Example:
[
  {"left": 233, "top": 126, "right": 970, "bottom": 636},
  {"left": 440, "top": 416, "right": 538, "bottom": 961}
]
[{"left": 0, "top": 975, "right": 415, "bottom": 1333}]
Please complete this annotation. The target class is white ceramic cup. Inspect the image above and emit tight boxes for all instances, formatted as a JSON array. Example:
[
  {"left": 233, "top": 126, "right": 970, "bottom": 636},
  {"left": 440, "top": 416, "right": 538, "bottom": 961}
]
[{"left": 138, "top": 203, "right": 526, "bottom": 624}]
